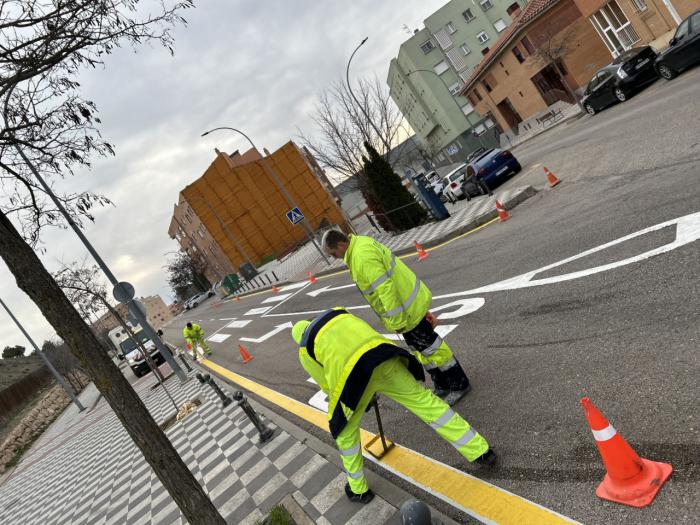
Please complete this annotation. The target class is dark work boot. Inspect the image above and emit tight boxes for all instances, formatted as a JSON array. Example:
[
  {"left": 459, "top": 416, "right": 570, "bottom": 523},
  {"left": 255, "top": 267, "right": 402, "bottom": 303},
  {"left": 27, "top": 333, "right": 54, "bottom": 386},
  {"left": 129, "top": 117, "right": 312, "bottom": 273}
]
[
  {"left": 475, "top": 448, "right": 497, "bottom": 467},
  {"left": 345, "top": 483, "right": 375, "bottom": 504},
  {"left": 444, "top": 383, "right": 472, "bottom": 406}
]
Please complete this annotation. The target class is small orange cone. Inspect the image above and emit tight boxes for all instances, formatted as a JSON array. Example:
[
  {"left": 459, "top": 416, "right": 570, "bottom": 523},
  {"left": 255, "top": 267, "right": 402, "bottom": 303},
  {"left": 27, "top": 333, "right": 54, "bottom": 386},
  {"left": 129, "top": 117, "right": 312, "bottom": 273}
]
[
  {"left": 414, "top": 240, "right": 429, "bottom": 261},
  {"left": 495, "top": 200, "right": 510, "bottom": 222},
  {"left": 239, "top": 344, "right": 253, "bottom": 364},
  {"left": 581, "top": 397, "right": 672, "bottom": 507},
  {"left": 307, "top": 272, "right": 317, "bottom": 284},
  {"left": 186, "top": 343, "right": 192, "bottom": 350},
  {"left": 544, "top": 166, "right": 561, "bottom": 188},
  {"left": 271, "top": 285, "right": 280, "bottom": 293},
  {"left": 235, "top": 295, "right": 241, "bottom": 302}
]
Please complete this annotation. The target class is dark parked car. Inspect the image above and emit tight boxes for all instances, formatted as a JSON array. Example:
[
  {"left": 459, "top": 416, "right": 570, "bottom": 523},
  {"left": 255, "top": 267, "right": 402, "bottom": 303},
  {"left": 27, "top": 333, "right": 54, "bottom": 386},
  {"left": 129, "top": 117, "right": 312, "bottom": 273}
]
[
  {"left": 655, "top": 9, "right": 700, "bottom": 80},
  {"left": 461, "top": 148, "right": 521, "bottom": 199},
  {"left": 580, "top": 46, "right": 658, "bottom": 115}
]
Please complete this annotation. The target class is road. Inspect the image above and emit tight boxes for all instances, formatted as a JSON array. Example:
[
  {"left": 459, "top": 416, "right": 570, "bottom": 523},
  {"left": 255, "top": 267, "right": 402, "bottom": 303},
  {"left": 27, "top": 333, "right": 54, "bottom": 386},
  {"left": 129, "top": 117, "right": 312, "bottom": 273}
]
[{"left": 163, "top": 68, "right": 700, "bottom": 525}]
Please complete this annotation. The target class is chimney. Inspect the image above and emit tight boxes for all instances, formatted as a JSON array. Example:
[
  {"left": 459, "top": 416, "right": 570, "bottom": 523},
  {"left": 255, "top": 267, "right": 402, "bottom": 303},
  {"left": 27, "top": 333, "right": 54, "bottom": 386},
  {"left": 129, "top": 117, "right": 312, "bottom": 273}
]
[{"left": 263, "top": 148, "right": 271, "bottom": 156}]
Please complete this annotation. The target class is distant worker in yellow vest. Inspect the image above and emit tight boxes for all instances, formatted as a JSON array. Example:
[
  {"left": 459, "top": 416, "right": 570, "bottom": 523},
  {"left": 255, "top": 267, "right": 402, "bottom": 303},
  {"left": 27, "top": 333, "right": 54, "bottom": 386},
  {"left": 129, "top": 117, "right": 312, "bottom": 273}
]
[
  {"left": 321, "top": 230, "right": 471, "bottom": 405},
  {"left": 292, "top": 308, "right": 495, "bottom": 503},
  {"left": 183, "top": 322, "right": 211, "bottom": 359}
]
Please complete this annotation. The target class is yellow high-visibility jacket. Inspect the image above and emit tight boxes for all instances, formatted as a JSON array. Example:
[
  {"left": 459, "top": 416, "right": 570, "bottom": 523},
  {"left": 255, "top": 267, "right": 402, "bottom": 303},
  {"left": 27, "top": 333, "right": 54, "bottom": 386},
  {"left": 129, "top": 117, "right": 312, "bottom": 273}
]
[
  {"left": 298, "top": 308, "right": 423, "bottom": 438},
  {"left": 344, "top": 235, "right": 431, "bottom": 333},
  {"left": 183, "top": 323, "right": 205, "bottom": 343}
]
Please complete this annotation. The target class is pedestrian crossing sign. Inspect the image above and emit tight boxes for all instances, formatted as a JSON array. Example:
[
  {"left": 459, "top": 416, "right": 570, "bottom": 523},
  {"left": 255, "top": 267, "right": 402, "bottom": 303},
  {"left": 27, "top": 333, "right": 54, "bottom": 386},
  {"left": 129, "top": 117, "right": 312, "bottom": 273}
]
[{"left": 286, "top": 207, "right": 304, "bottom": 225}]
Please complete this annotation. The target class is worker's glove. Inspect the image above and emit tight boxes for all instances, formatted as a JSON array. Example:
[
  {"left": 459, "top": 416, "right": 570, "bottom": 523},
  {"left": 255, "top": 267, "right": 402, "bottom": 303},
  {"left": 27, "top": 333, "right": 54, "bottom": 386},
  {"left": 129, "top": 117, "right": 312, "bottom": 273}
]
[{"left": 426, "top": 312, "right": 438, "bottom": 328}]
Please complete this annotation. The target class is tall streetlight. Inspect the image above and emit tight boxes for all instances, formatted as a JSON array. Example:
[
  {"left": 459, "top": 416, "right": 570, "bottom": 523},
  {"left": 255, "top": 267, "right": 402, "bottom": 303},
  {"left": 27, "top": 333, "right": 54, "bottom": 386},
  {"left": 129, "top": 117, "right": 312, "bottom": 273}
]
[
  {"left": 200, "top": 127, "right": 330, "bottom": 265},
  {"left": 345, "top": 37, "right": 392, "bottom": 153},
  {"left": 0, "top": 295, "right": 85, "bottom": 411},
  {"left": 407, "top": 69, "right": 486, "bottom": 150}
]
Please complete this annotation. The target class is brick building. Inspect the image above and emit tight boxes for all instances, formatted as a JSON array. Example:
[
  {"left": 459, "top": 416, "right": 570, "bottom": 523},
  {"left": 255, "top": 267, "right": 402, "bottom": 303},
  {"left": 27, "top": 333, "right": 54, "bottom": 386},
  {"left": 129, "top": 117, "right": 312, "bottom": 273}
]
[
  {"left": 179, "top": 142, "right": 350, "bottom": 271},
  {"left": 460, "top": 0, "right": 694, "bottom": 134}
]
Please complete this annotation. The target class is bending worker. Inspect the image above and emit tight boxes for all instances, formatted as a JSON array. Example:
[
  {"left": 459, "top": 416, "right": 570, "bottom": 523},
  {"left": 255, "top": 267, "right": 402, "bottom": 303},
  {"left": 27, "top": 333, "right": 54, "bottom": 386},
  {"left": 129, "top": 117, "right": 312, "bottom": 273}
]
[
  {"left": 182, "top": 322, "right": 211, "bottom": 360},
  {"left": 321, "top": 230, "right": 470, "bottom": 405},
  {"left": 292, "top": 308, "right": 495, "bottom": 504}
]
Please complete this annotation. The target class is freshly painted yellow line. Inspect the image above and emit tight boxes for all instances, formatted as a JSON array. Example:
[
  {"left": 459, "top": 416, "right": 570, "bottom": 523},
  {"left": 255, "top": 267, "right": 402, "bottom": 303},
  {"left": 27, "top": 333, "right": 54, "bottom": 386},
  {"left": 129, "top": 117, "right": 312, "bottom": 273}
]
[{"left": 204, "top": 359, "right": 580, "bottom": 525}]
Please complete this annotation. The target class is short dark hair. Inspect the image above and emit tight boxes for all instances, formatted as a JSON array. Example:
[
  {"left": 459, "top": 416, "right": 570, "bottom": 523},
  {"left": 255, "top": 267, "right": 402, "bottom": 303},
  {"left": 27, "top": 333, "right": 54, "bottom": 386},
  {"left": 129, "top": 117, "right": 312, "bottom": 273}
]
[
  {"left": 186, "top": 322, "right": 192, "bottom": 328},
  {"left": 321, "top": 229, "right": 348, "bottom": 251}
]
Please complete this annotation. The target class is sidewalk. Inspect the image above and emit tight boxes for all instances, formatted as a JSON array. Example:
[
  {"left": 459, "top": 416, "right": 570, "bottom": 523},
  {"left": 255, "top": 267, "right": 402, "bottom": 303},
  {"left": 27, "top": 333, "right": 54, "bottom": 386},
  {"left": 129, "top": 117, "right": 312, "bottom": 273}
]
[{"left": 0, "top": 362, "right": 451, "bottom": 525}]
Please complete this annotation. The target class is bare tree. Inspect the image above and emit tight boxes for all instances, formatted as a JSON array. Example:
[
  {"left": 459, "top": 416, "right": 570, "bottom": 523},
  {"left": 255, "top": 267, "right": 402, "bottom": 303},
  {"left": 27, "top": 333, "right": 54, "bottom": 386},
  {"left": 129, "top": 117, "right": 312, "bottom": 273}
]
[
  {"left": 0, "top": 2, "right": 225, "bottom": 523},
  {"left": 42, "top": 339, "right": 89, "bottom": 392},
  {"left": 530, "top": 26, "right": 580, "bottom": 104},
  {"left": 299, "top": 76, "right": 411, "bottom": 188}
]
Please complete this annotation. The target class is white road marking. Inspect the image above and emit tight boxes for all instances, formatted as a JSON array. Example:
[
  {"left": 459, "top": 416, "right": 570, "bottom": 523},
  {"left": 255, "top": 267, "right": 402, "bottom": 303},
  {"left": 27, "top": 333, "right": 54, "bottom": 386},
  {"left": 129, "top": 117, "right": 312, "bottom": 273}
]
[
  {"left": 240, "top": 322, "right": 294, "bottom": 343},
  {"left": 432, "top": 298, "right": 485, "bottom": 320},
  {"left": 280, "top": 282, "right": 309, "bottom": 291},
  {"left": 262, "top": 281, "right": 311, "bottom": 318},
  {"left": 309, "top": 390, "right": 329, "bottom": 412},
  {"left": 245, "top": 306, "right": 273, "bottom": 316},
  {"left": 262, "top": 293, "right": 292, "bottom": 304},
  {"left": 219, "top": 317, "right": 237, "bottom": 320},
  {"left": 226, "top": 320, "right": 252, "bottom": 329},
  {"left": 307, "top": 377, "right": 317, "bottom": 384},
  {"left": 207, "top": 333, "right": 231, "bottom": 343},
  {"left": 306, "top": 284, "right": 356, "bottom": 298}
]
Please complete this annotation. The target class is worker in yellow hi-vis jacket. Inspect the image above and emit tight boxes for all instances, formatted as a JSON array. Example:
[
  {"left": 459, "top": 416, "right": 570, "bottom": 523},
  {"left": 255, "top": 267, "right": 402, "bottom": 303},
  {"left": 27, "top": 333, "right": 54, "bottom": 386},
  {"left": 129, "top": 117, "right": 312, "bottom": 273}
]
[
  {"left": 291, "top": 308, "right": 495, "bottom": 503},
  {"left": 182, "top": 322, "right": 211, "bottom": 359}
]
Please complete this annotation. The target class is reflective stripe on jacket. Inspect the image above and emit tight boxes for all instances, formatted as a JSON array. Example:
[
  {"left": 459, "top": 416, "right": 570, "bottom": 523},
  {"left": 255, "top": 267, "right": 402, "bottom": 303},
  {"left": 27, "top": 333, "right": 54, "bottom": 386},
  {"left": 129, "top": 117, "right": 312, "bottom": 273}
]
[
  {"left": 298, "top": 308, "right": 424, "bottom": 438},
  {"left": 344, "top": 235, "right": 431, "bottom": 333}
]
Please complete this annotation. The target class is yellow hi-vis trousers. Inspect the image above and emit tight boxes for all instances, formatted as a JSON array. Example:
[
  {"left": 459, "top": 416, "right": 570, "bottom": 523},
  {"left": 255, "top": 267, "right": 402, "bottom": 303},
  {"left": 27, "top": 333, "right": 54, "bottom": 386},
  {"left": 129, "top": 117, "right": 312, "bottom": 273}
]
[
  {"left": 335, "top": 356, "right": 489, "bottom": 495},
  {"left": 188, "top": 337, "right": 210, "bottom": 357}
]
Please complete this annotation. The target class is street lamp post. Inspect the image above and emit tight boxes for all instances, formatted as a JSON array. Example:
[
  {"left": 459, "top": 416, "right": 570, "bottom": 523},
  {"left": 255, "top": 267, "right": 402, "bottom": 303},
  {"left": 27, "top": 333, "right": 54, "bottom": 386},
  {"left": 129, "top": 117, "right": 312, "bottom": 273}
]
[
  {"left": 200, "top": 127, "right": 331, "bottom": 266},
  {"left": 0, "top": 295, "right": 85, "bottom": 411},
  {"left": 13, "top": 145, "right": 187, "bottom": 381},
  {"left": 345, "top": 37, "right": 392, "bottom": 153},
  {"left": 406, "top": 69, "right": 487, "bottom": 150}
]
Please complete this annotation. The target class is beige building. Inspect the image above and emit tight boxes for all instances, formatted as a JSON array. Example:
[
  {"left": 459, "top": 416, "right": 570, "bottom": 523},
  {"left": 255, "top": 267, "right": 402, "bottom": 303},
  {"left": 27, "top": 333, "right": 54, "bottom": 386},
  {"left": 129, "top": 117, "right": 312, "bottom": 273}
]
[{"left": 91, "top": 295, "right": 173, "bottom": 334}]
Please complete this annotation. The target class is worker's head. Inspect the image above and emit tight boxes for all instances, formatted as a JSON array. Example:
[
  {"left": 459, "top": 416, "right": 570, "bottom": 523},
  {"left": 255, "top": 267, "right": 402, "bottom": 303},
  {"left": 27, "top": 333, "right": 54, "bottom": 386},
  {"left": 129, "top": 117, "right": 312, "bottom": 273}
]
[
  {"left": 291, "top": 320, "right": 311, "bottom": 345},
  {"left": 157, "top": 329, "right": 164, "bottom": 337},
  {"left": 186, "top": 322, "right": 192, "bottom": 329},
  {"left": 321, "top": 229, "right": 349, "bottom": 259}
]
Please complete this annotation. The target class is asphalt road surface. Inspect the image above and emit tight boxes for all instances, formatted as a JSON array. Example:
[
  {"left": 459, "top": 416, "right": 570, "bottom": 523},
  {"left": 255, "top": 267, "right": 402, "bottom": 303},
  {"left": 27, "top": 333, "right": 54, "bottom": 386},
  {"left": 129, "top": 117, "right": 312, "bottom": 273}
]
[{"left": 163, "top": 67, "right": 700, "bottom": 525}]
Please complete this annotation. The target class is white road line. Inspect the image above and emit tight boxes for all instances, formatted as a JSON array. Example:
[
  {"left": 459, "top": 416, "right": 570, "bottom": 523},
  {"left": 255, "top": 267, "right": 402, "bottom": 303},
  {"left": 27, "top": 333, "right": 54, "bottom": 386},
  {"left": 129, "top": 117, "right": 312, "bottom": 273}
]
[
  {"left": 280, "top": 282, "right": 309, "bottom": 291},
  {"left": 219, "top": 317, "right": 237, "bottom": 321},
  {"left": 245, "top": 306, "right": 273, "bottom": 316},
  {"left": 262, "top": 293, "right": 292, "bottom": 304},
  {"left": 226, "top": 320, "right": 252, "bottom": 329},
  {"left": 207, "top": 333, "right": 231, "bottom": 343},
  {"left": 261, "top": 281, "right": 311, "bottom": 318}
]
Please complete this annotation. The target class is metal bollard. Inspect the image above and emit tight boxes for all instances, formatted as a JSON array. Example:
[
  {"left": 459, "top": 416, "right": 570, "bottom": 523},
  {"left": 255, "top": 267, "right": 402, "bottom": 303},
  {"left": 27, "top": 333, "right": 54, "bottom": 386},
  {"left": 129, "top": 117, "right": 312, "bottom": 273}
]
[
  {"left": 399, "top": 500, "right": 442, "bottom": 525},
  {"left": 232, "top": 391, "right": 275, "bottom": 443},
  {"left": 179, "top": 353, "right": 192, "bottom": 372},
  {"left": 272, "top": 271, "right": 279, "bottom": 282},
  {"left": 196, "top": 373, "right": 232, "bottom": 407},
  {"left": 264, "top": 273, "right": 272, "bottom": 285}
]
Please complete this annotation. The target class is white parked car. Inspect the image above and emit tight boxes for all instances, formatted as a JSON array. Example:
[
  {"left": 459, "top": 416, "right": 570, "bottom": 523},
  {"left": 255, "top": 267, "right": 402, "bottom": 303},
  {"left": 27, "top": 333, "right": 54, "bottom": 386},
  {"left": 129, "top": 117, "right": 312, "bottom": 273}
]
[
  {"left": 185, "top": 292, "right": 207, "bottom": 310},
  {"left": 442, "top": 164, "right": 469, "bottom": 202}
]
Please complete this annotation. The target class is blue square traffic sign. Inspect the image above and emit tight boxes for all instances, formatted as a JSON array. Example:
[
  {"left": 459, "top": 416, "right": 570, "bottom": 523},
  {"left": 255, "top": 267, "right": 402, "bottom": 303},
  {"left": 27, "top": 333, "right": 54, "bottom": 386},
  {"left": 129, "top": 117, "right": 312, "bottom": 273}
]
[{"left": 286, "top": 207, "right": 305, "bottom": 225}]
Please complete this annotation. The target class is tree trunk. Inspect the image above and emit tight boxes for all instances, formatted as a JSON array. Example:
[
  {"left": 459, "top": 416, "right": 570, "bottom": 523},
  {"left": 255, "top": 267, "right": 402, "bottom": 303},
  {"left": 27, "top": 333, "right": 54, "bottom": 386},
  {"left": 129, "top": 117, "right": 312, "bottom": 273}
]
[
  {"left": 0, "top": 211, "right": 225, "bottom": 525},
  {"left": 552, "top": 60, "right": 579, "bottom": 104}
]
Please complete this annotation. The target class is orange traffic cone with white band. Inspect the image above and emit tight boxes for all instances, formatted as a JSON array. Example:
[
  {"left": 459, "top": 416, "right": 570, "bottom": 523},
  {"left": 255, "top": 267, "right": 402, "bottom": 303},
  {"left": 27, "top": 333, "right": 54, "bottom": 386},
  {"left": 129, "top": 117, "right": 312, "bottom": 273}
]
[
  {"left": 544, "top": 166, "right": 561, "bottom": 188},
  {"left": 580, "top": 397, "right": 672, "bottom": 507},
  {"left": 414, "top": 240, "right": 429, "bottom": 261},
  {"left": 495, "top": 200, "right": 510, "bottom": 222},
  {"left": 235, "top": 295, "right": 241, "bottom": 302},
  {"left": 307, "top": 272, "right": 317, "bottom": 284},
  {"left": 271, "top": 284, "right": 280, "bottom": 293},
  {"left": 239, "top": 344, "right": 253, "bottom": 364}
]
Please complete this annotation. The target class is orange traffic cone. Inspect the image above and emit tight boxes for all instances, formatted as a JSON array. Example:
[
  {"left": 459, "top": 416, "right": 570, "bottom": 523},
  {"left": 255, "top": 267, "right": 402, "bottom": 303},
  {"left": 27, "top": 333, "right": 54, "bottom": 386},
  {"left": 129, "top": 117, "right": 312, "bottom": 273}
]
[
  {"left": 235, "top": 295, "right": 241, "bottom": 302},
  {"left": 495, "top": 200, "right": 510, "bottom": 222},
  {"left": 414, "top": 241, "right": 429, "bottom": 261},
  {"left": 544, "top": 166, "right": 561, "bottom": 188},
  {"left": 580, "top": 397, "right": 672, "bottom": 507},
  {"left": 238, "top": 344, "right": 253, "bottom": 364},
  {"left": 307, "top": 272, "right": 317, "bottom": 284},
  {"left": 186, "top": 343, "right": 192, "bottom": 350},
  {"left": 271, "top": 284, "right": 280, "bottom": 293}
]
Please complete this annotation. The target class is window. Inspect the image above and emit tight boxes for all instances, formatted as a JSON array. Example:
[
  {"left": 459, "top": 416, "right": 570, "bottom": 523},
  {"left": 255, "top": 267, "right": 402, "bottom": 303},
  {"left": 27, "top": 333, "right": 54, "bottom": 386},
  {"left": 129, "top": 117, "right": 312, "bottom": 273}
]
[
  {"left": 433, "top": 60, "right": 449, "bottom": 75},
  {"left": 446, "top": 48, "right": 466, "bottom": 70},
  {"left": 446, "top": 21, "right": 457, "bottom": 34},
  {"left": 482, "top": 79, "right": 493, "bottom": 93},
  {"left": 494, "top": 19, "right": 507, "bottom": 32},
  {"left": 459, "top": 68, "right": 473, "bottom": 82},
  {"left": 420, "top": 40, "right": 436, "bottom": 54},
  {"left": 461, "top": 102, "right": 474, "bottom": 115},
  {"left": 460, "top": 43, "right": 471, "bottom": 55},
  {"left": 448, "top": 82, "right": 462, "bottom": 95},
  {"left": 477, "top": 31, "right": 489, "bottom": 44},
  {"left": 484, "top": 117, "right": 495, "bottom": 128},
  {"left": 507, "top": 3, "right": 521, "bottom": 16},
  {"left": 480, "top": 0, "right": 493, "bottom": 11},
  {"left": 481, "top": 47, "right": 490, "bottom": 56},
  {"left": 512, "top": 45, "right": 525, "bottom": 63},
  {"left": 474, "top": 123, "right": 487, "bottom": 135},
  {"left": 473, "top": 88, "right": 483, "bottom": 101},
  {"left": 462, "top": 8, "right": 475, "bottom": 22},
  {"left": 521, "top": 36, "right": 535, "bottom": 54},
  {"left": 630, "top": 0, "right": 647, "bottom": 11},
  {"left": 674, "top": 19, "right": 689, "bottom": 40}
]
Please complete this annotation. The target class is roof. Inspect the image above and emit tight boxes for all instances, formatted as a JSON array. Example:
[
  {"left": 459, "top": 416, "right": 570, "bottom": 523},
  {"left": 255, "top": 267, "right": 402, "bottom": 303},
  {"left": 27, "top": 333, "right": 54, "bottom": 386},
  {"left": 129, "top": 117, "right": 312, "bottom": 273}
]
[{"left": 460, "top": 0, "right": 562, "bottom": 94}]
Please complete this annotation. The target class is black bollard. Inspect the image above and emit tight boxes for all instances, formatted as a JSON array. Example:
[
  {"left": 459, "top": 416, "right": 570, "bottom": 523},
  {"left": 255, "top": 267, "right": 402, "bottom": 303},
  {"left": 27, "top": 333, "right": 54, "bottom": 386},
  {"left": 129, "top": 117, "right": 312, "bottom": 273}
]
[
  {"left": 179, "top": 353, "right": 192, "bottom": 372},
  {"left": 399, "top": 500, "right": 442, "bottom": 525},
  {"left": 197, "top": 373, "right": 232, "bottom": 407},
  {"left": 232, "top": 391, "right": 275, "bottom": 443}
]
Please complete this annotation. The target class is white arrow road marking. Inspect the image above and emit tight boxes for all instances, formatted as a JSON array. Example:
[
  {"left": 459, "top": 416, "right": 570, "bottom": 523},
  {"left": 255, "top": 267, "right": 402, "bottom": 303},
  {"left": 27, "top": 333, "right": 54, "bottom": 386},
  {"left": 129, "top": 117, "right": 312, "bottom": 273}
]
[
  {"left": 432, "top": 298, "right": 485, "bottom": 320},
  {"left": 207, "top": 333, "right": 231, "bottom": 343},
  {"left": 240, "top": 322, "right": 294, "bottom": 343},
  {"left": 219, "top": 318, "right": 237, "bottom": 320},
  {"left": 226, "top": 320, "right": 252, "bottom": 328},
  {"left": 245, "top": 306, "right": 273, "bottom": 316},
  {"left": 306, "top": 284, "right": 356, "bottom": 298},
  {"left": 280, "top": 282, "right": 309, "bottom": 291},
  {"left": 263, "top": 293, "right": 292, "bottom": 304}
]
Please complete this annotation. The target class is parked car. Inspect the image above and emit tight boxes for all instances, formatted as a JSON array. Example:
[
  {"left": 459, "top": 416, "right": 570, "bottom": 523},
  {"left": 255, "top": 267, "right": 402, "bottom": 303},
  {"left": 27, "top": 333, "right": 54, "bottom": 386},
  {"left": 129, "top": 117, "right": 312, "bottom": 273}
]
[
  {"left": 580, "top": 46, "right": 658, "bottom": 115},
  {"left": 461, "top": 148, "right": 521, "bottom": 198},
  {"left": 655, "top": 9, "right": 700, "bottom": 80},
  {"left": 184, "top": 292, "right": 207, "bottom": 310},
  {"left": 442, "top": 163, "right": 469, "bottom": 203},
  {"left": 119, "top": 330, "right": 165, "bottom": 378}
]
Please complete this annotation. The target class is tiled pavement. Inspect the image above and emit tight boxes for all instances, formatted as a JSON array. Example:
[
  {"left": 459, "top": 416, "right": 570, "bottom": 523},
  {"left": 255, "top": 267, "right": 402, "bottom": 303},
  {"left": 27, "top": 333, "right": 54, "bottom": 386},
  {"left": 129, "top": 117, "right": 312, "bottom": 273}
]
[{"left": 0, "top": 364, "right": 405, "bottom": 524}]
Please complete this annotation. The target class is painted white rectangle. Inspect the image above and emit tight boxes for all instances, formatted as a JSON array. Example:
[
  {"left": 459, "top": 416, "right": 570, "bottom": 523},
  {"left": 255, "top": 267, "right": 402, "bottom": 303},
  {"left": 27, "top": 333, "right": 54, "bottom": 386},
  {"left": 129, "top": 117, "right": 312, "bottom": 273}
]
[
  {"left": 245, "top": 307, "right": 272, "bottom": 316},
  {"left": 262, "top": 293, "right": 292, "bottom": 304},
  {"left": 280, "top": 281, "right": 308, "bottom": 291},
  {"left": 207, "top": 333, "right": 231, "bottom": 343},
  {"left": 226, "top": 320, "right": 252, "bottom": 329}
]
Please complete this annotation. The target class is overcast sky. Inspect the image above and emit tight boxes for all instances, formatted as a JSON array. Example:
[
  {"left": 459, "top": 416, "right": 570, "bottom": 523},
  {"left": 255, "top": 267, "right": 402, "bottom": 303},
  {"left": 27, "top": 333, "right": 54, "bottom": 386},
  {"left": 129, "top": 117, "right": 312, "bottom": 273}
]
[{"left": 0, "top": 0, "right": 453, "bottom": 352}]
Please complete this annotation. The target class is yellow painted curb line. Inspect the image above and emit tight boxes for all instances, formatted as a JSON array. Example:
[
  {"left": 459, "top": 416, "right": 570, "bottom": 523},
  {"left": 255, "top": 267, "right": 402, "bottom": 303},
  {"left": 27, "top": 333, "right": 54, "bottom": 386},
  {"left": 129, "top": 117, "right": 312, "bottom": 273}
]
[{"left": 203, "top": 360, "right": 580, "bottom": 525}]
